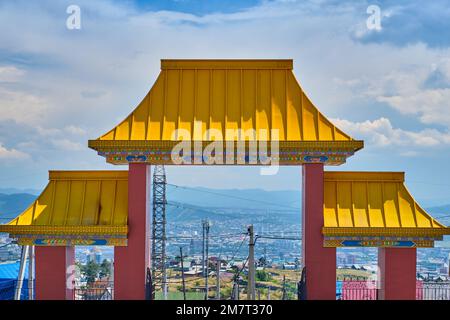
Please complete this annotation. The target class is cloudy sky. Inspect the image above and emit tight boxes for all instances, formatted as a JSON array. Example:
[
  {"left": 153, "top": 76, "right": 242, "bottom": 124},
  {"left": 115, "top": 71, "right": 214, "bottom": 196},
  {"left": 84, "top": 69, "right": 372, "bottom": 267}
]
[{"left": 0, "top": 0, "right": 450, "bottom": 206}]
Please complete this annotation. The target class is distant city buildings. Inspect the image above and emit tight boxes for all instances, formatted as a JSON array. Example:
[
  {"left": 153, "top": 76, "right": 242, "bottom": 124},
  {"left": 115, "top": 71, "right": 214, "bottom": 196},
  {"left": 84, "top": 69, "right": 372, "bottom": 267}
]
[
  {"left": 0, "top": 236, "right": 20, "bottom": 262},
  {"left": 85, "top": 247, "right": 103, "bottom": 264}
]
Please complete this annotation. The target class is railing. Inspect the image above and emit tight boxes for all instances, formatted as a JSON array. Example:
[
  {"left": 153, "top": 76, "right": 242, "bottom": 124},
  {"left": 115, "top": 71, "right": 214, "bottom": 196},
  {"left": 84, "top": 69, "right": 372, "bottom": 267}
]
[
  {"left": 417, "top": 281, "right": 450, "bottom": 300},
  {"left": 2, "top": 280, "right": 450, "bottom": 300},
  {"left": 336, "top": 280, "right": 377, "bottom": 300},
  {"left": 74, "top": 281, "right": 114, "bottom": 300},
  {"left": 336, "top": 280, "right": 450, "bottom": 300}
]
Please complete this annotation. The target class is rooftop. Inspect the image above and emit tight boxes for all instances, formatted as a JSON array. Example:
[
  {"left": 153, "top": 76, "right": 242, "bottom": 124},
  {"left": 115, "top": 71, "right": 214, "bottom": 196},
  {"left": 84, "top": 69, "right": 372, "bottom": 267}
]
[
  {"left": 88, "top": 59, "right": 363, "bottom": 165},
  {"left": 0, "top": 171, "right": 128, "bottom": 246},
  {"left": 323, "top": 171, "right": 450, "bottom": 247}
]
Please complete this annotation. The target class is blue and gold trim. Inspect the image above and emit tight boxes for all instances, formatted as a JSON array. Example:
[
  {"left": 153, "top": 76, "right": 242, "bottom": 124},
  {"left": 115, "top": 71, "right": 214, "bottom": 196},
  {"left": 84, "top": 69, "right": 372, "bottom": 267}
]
[
  {"left": 10, "top": 233, "right": 128, "bottom": 246},
  {"left": 91, "top": 140, "right": 359, "bottom": 166},
  {"left": 324, "top": 236, "right": 437, "bottom": 248}
]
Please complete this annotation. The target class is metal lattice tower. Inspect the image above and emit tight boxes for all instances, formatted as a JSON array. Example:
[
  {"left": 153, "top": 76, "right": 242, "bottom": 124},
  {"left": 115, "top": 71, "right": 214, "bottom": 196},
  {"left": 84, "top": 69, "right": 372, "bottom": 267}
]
[{"left": 151, "top": 165, "right": 167, "bottom": 298}]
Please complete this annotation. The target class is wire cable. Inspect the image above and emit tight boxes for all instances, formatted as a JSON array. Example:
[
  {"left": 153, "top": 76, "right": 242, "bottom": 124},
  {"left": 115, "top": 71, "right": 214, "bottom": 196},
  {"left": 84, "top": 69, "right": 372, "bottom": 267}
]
[{"left": 167, "top": 183, "right": 300, "bottom": 211}]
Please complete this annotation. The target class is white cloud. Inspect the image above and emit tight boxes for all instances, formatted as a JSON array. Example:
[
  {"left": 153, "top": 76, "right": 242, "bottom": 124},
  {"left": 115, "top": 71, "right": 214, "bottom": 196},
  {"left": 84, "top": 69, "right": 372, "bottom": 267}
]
[
  {"left": 64, "top": 125, "right": 86, "bottom": 135},
  {"left": 334, "top": 58, "right": 450, "bottom": 128},
  {"left": 0, "top": 0, "right": 449, "bottom": 193},
  {"left": 50, "top": 138, "right": 83, "bottom": 151},
  {"left": 374, "top": 59, "right": 450, "bottom": 127},
  {"left": 36, "top": 126, "right": 61, "bottom": 137},
  {"left": 34, "top": 125, "right": 86, "bottom": 137},
  {"left": 333, "top": 117, "right": 450, "bottom": 148},
  {"left": 0, "top": 143, "right": 29, "bottom": 160},
  {"left": 378, "top": 89, "right": 450, "bottom": 127},
  {"left": 0, "top": 66, "right": 25, "bottom": 82},
  {"left": 0, "top": 87, "right": 48, "bottom": 125}
]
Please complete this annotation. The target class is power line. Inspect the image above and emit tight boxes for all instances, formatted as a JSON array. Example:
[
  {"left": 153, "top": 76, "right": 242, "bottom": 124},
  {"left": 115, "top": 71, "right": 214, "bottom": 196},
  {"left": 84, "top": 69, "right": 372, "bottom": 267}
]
[
  {"left": 167, "top": 183, "right": 301, "bottom": 211},
  {"left": 166, "top": 201, "right": 227, "bottom": 221},
  {"left": 162, "top": 233, "right": 249, "bottom": 290},
  {"left": 257, "top": 235, "right": 302, "bottom": 241},
  {"left": 168, "top": 192, "right": 450, "bottom": 226},
  {"left": 161, "top": 233, "right": 246, "bottom": 240},
  {"left": 224, "top": 234, "right": 248, "bottom": 265}
]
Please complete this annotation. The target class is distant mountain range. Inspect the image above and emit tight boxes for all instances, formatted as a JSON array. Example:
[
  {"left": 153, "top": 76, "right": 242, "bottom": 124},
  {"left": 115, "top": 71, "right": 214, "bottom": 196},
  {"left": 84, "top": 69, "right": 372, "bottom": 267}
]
[
  {"left": 0, "top": 187, "right": 449, "bottom": 225},
  {"left": 0, "top": 188, "right": 40, "bottom": 195},
  {"left": 166, "top": 185, "right": 301, "bottom": 210},
  {"left": 427, "top": 205, "right": 450, "bottom": 215},
  {"left": 0, "top": 186, "right": 300, "bottom": 223},
  {"left": 0, "top": 193, "right": 37, "bottom": 222}
]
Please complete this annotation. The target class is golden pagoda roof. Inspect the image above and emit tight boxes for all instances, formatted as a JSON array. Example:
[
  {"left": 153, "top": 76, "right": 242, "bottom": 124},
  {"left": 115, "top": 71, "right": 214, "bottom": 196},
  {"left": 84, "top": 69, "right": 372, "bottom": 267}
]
[
  {"left": 322, "top": 171, "right": 450, "bottom": 247},
  {"left": 89, "top": 59, "right": 363, "bottom": 165},
  {"left": 0, "top": 171, "right": 128, "bottom": 246}
]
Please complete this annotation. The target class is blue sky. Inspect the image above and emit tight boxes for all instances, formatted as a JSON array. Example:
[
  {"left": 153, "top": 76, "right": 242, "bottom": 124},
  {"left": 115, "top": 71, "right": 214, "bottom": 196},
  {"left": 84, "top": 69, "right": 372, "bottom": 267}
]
[
  {"left": 0, "top": 0, "right": 450, "bottom": 206},
  {"left": 131, "top": 0, "right": 261, "bottom": 15}
]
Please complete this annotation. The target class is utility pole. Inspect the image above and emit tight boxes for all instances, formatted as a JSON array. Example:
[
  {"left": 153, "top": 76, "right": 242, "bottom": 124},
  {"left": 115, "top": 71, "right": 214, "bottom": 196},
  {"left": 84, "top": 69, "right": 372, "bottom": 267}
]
[
  {"left": 282, "top": 275, "right": 287, "bottom": 300},
  {"left": 234, "top": 280, "right": 241, "bottom": 300},
  {"left": 202, "top": 221, "right": 205, "bottom": 278},
  {"left": 216, "top": 258, "right": 221, "bottom": 300},
  {"left": 267, "top": 286, "right": 271, "bottom": 300},
  {"left": 180, "top": 247, "right": 186, "bottom": 300},
  {"left": 263, "top": 246, "right": 267, "bottom": 270},
  {"left": 231, "top": 268, "right": 241, "bottom": 300},
  {"left": 448, "top": 254, "right": 450, "bottom": 277},
  {"left": 152, "top": 165, "right": 167, "bottom": 299},
  {"left": 231, "top": 270, "right": 237, "bottom": 300},
  {"left": 189, "top": 238, "right": 194, "bottom": 256},
  {"left": 203, "top": 220, "right": 210, "bottom": 300},
  {"left": 247, "top": 225, "right": 255, "bottom": 300}
]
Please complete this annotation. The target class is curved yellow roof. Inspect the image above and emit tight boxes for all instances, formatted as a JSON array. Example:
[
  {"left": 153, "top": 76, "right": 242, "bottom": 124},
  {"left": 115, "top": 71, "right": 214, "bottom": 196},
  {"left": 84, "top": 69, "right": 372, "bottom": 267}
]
[
  {"left": 0, "top": 171, "right": 128, "bottom": 246},
  {"left": 322, "top": 172, "right": 450, "bottom": 246},
  {"left": 89, "top": 59, "right": 363, "bottom": 165}
]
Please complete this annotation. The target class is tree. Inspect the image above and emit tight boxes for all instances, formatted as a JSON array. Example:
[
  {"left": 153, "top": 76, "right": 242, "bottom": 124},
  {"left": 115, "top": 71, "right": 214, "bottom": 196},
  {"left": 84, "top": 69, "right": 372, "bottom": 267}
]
[
  {"left": 256, "top": 270, "right": 271, "bottom": 282},
  {"left": 80, "top": 260, "right": 100, "bottom": 284},
  {"left": 99, "top": 259, "right": 111, "bottom": 279}
]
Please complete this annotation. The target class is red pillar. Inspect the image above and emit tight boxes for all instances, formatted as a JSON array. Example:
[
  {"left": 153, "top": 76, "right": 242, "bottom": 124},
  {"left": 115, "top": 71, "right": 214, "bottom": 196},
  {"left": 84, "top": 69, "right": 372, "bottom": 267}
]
[
  {"left": 378, "top": 248, "right": 417, "bottom": 300},
  {"left": 35, "top": 246, "right": 75, "bottom": 300},
  {"left": 302, "top": 163, "right": 336, "bottom": 300},
  {"left": 114, "top": 163, "right": 151, "bottom": 300}
]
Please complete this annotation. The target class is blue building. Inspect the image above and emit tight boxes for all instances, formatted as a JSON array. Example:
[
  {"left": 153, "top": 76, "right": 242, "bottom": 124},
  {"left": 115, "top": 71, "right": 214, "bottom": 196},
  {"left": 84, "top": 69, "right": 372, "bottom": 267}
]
[{"left": 0, "top": 262, "right": 31, "bottom": 300}]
